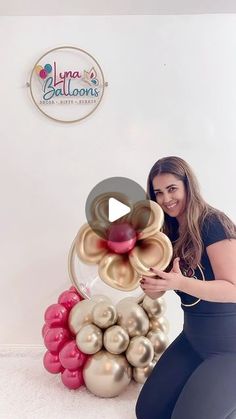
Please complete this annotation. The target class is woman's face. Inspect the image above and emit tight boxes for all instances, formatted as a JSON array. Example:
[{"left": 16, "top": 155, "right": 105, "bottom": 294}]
[{"left": 152, "top": 173, "right": 187, "bottom": 222}]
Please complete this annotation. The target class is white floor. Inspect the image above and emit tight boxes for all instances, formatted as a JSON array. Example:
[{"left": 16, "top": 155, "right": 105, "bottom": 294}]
[{"left": 0, "top": 346, "right": 141, "bottom": 419}]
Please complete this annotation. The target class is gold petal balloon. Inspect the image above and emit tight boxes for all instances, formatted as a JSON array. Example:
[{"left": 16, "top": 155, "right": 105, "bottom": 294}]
[
  {"left": 146, "top": 330, "right": 169, "bottom": 355},
  {"left": 142, "top": 295, "right": 166, "bottom": 318},
  {"left": 98, "top": 253, "right": 141, "bottom": 291},
  {"left": 75, "top": 223, "right": 107, "bottom": 264},
  {"left": 131, "top": 200, "right": 164, "bottom": 239},
  {"left": 126, "top": 336, "right": 154, "bottom": 368},
  {"left": 129, "top": 232, "right": 173, "bottom": 277},
  {"left": 92, "top": 301, "right": 117, "bottom": 329},
  {"left": 103, "top": 325, "right": 130, "bottom": 354},
  {"left": 149, "top": 316, "right": 169, "bottom": 334},
  {"left": 68, "top": 300, "right": 97, "bottom": 334},
  {"left": 133, "top": 359, "right": 157, "bottom": 384},
  {"left": 116, "top": 299, "right": 149, "bottom": 337},
  {"left": 83, "top": 350, "right": 132, "bottom": 397},
  {"left": 76, "top": 324, "right": 103, "bottom": 354}
]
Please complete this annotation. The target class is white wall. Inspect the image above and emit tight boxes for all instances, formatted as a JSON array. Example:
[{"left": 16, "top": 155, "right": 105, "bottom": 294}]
[{"left": 0, "top": 15, "right": 236, "bottom": 345}]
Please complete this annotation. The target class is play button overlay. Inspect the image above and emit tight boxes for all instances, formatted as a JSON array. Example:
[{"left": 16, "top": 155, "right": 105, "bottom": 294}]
[
  {"left": 85, "top": 176, "right": 152, "bottom": 240},
  {"left": 108, "top": 198, "right": 131, "bottom": 222}
]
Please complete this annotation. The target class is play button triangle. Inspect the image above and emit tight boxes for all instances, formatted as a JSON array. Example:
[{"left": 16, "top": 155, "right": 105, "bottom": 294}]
[{"left": 108, "top": 198, "right": 131, "bottom": 222}]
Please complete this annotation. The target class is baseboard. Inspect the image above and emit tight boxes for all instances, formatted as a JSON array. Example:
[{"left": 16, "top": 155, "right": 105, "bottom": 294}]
[{"left": 0, "top": 343, "right": 44, "bottom": 352}]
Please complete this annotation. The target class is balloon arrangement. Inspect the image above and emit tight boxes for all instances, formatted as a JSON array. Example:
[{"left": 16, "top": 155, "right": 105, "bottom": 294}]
[{"left": 42, "top": 197, "right": 173, "bottom": 397}]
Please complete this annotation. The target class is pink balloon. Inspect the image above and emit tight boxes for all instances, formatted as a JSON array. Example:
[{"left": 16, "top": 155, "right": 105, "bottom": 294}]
[
  {"left": 59, "top": 340, "right": 88, "bottom": 370},
  {"left": 44, "top": 327, "right": 70, "bottom": 354},
  {"left": 61, "top": 368, "right": 84, "bottom": 389},
  {"left": 69, "top": 286, "right": 85, "bottom": 299},
  {"left": 58, "top": 290, "right": 82, "bottom": 310},
  {"left": 44, "top": 303, "right": 68, "bottom": 327},
  {"left": 42, "top": 323, "right": 50, "bottom": 338},
  {"left": 39, "top": 69, "right": 47, "bottom": 79},
  {"left": 43, "top": 351, "right": 64, "bottom": 374}
]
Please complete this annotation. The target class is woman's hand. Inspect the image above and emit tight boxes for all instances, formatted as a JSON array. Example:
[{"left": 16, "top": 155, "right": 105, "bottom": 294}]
[{"left": 140, "top": 257, "right": 185, "bottom": 294}]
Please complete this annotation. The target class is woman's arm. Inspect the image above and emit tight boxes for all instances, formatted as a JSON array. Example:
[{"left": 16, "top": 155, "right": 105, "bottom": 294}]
[{"left": 141, "top": 239, "right": 236, "bottom": 303}]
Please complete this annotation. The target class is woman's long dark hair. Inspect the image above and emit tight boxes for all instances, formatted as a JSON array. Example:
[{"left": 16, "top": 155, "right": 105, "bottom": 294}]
[{"left": 147, "top": 156, "right": 236, "bottom": 268}]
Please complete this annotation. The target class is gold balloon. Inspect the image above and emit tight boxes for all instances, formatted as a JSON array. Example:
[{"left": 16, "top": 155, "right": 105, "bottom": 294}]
[
  {"left": 142, "top": 296, "right": 166, "bottom": 318},
  {"left": 92, "top": 301, "right": 117, "bottom": 328},
  {"left": 103, "top": 325, "right": 129, "bottom": 354},
  {"left": 76, "top": 324, "right": 103, "bottom": 354},
  {"left": 133, "top": 359, "right": 156, "bottom": 384},
  {"left": 83, "top": 350, "right": 132, "bottom": 397},
  {"left": 131, "top": 200, "right": 164, "bottom": 239},
  {"left": 129, "top": 232, "right": 173, "bottom": 276},
  {"left": 91, "top": 295, "right": 112, "bottom": 304},
  {"left": 116, "top": 299, "right": 149, "bottom": 337},
  {"left": 146, "top": 330, "right": 169, "bottom": 355},
  {"left": 68, "top": 300, "right": 97, "bottom": 334},
  {"left": 149, "top": 316, "right": 169, "bottom": 334},
  {"left": 126, "top": 336, "right": 154, "bottom": 368},
  {"left": 75, "top": 223, "right": 107, "bottom": 264},
  {"left": 98, "top": 252, "right": 140, "bottom": 291}
]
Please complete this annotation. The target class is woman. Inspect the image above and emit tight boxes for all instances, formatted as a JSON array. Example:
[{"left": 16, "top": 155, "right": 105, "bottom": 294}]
[{"left": 135, "top": 156, "right": 236, "bottom": 419}]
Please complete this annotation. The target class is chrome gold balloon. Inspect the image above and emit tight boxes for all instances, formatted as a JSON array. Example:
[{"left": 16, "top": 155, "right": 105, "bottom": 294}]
[
  {"left": 116, "top": 299, "right": 149, "bottom": 337},
  {"left": 131, "top": 200, "right": 164, "bottom": 239},
  {"left": 126, "top": 336, "right": 154, "bottom": 368},
  {"left": 91, "top": 295, "right": 112, "bottom": 304},
  {"left": 83, "top": 350, "right": 132, "bottom": 397},
  {"left": 103, "top": 325, "right": 129, "bottom": 354},
  {"left": 76, "top": 323, "right": 103, "bottom": 354},
  {"left": 142, "top": 296, "right": 166, "bottom": 318},
  {"left": 129, "top": 232, "right": 173, "bottom": 276},
  {"left": 92, "top": 301, "right": 117, "bottom": 328},
  {"left": 98, "top": 253, "right": 141, "bottom": 291},
  {"left": 68, "top": 300, "right": 97, "bottom": 334},
  {"left": 133, "top": 359, "right": 156, "bottom": 384},
  {"left": 75, "top": 223, "right": 107, "bottom": 264},
  {"left": 146, "top": 330, "right": 169, "bottom": 355},
  {"left": 149, "top": 316, "right": 169, "bottom": 334}
]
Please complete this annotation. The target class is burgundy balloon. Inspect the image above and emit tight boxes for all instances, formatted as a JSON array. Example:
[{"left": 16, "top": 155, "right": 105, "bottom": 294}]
[
  {"left": 44, "top": 327, "right": 70, "bottom": 354},
  {"left": 61, "top": 368, "right": 84, "bottom": 389},
  {"left": 107, "top": 222, "right": 137, "bottom": 254},
  {"left": 43, "top": 351, "right": 64, "bottom": 374},
  {"left": 59, "top": 340, "right": 87, "bottom": 370},
  {"left": 58, "top": 290, "right": 82, "bottom": 310},
  {"left": 44, "top": 303, "right": 69, "bottom": 327}
]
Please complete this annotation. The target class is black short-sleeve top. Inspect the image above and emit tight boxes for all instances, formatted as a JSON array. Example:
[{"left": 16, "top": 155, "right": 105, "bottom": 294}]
[{"left": 174, "top": 214, "right": 236, "bottom": 314}]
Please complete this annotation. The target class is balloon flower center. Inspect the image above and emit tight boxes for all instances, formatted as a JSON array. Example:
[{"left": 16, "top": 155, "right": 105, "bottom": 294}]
[{"left": 107, "top": 223, "right": 137, "bottom": 254}]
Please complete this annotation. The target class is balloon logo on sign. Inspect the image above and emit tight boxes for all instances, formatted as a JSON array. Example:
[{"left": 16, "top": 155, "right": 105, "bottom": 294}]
[{"left": 42, "top": 196, "right": 173, "bottom": 397}]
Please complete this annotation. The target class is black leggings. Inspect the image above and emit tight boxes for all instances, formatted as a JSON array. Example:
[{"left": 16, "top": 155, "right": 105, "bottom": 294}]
[{"left": 135, "top": 313, "right": 236, "bottom": 419}]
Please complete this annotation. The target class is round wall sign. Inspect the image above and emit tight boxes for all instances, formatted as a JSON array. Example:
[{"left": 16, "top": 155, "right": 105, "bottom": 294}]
[{"left": 29, "top": 46, "right": 107, "bottom": 123}]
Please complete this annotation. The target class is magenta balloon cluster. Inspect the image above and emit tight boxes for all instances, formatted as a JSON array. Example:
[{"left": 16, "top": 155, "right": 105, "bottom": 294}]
[{"left": 42, "top": 286, "right": 89, "bottom": 390}]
